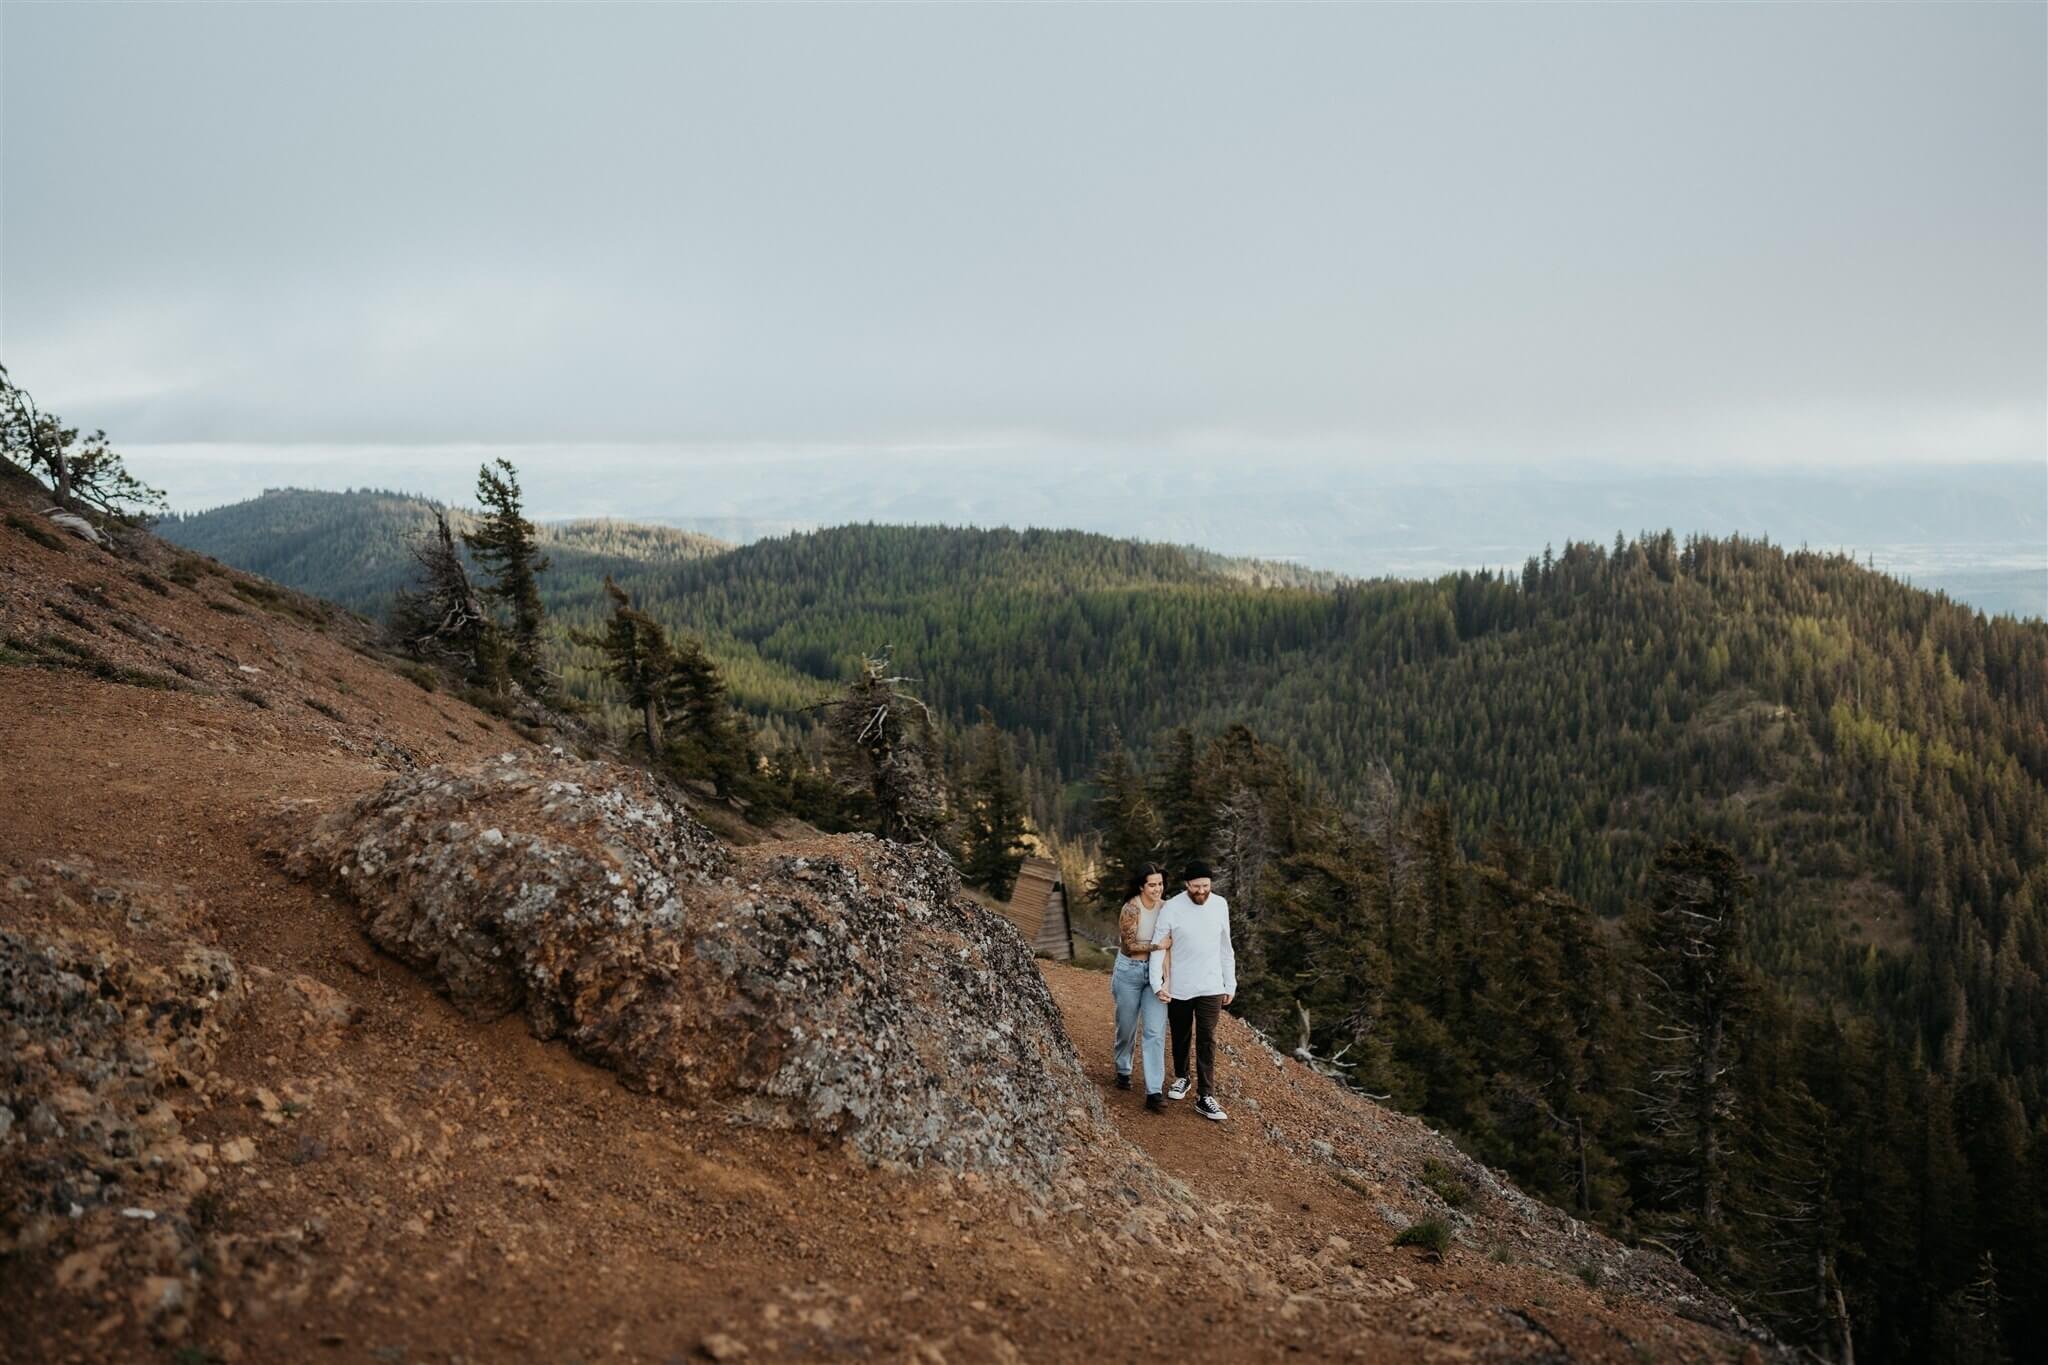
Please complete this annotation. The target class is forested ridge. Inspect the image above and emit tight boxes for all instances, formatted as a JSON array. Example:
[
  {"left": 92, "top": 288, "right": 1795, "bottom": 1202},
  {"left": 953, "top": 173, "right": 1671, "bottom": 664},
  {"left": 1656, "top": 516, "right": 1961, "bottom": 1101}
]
[
  {"left": 166, "top": 488, "right": 2048, "bottom": 1360},
  {"left": 159, "top": 487, "right": 727, "bottom": 620}
]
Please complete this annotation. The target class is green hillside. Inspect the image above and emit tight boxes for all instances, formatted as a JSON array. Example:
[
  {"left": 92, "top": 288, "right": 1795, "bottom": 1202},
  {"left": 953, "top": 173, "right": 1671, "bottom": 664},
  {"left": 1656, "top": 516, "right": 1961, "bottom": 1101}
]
[{"left": 159, "top": 487, "right": 728, "bottom": 620}]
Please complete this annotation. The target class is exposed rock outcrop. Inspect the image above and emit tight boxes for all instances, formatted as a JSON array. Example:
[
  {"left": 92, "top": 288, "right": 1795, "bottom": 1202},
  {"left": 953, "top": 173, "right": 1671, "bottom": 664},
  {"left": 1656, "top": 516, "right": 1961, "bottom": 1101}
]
[{"left": 283, "top": 751, "right": 1097, "bottom": 1178}]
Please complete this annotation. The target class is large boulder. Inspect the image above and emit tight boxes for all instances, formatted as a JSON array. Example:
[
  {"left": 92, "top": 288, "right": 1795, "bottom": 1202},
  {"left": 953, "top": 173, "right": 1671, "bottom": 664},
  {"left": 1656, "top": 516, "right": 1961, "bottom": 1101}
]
[{"left": 283, "top": 751, "right": 1097, "bottom": 1178}]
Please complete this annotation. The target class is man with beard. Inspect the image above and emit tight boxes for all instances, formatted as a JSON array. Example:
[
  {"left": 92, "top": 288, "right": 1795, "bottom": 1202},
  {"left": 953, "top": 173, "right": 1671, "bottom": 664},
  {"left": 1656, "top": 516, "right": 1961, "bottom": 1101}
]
[{"left": 1147, "top": 861, "right": 1236, "bottom": 1121}]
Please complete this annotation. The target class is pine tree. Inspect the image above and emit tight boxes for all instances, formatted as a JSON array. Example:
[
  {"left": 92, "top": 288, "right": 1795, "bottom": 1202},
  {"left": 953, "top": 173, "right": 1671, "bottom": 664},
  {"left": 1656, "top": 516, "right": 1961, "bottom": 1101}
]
[
  {"left": 463, "top": 459, "right": 551, "bottom": 696},
  {"left": 818, "top": 651, "right": 945, "bottom": 843},
  {"left": 1631, "top": 836, "right": 1755, "bottom": 1263},
  {"left": 1089, "top": 729, "right": 1162, "bottom": 913},
  {"left": 582, "top": 577, "right": 675, "bottom": 755},
  {"left": 0, "top": 364, "right": 165, "bottom": 522},
  {"left": 663, "top": 635, "right": 748, "bottom": 799},
  {"left": 392, "top": 509, "right": 507, "bottom": 690},
  {"left": 961, "top": 713, "right": 1029, "bottom": 899},
  {"left": 1150, "top": 726, "right": 1214, "bottom": 879}
]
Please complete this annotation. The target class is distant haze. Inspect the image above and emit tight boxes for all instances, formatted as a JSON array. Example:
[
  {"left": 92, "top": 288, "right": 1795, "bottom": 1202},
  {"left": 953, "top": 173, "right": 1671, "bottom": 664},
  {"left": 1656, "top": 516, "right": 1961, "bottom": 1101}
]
[
  {"left": 4, "top": 5, "right": 2042, "bottom": 611},
  {"left": 130, "top": 446, "right": 2047, "bottom": 620}
]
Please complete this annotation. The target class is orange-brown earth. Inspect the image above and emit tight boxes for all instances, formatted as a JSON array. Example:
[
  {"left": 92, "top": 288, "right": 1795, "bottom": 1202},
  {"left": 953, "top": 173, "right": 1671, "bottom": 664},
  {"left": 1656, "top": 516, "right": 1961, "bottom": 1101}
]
[{"left": 0, "top": 483, "right": 1776, "bottom": 1363}]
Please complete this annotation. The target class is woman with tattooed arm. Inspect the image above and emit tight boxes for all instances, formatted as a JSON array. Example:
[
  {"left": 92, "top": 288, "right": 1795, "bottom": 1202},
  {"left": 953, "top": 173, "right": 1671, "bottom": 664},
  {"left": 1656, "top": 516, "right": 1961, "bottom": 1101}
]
[{"left": 1109, "top": 863, "right": 1172, "bottom": 1112}]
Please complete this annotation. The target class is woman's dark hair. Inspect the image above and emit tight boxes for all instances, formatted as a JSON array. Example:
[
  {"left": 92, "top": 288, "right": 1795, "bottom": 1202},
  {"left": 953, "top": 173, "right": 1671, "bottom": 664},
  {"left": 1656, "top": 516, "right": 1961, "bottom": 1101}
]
[{"left": 1127, "top": 862, "right": 1166, "bottom": 899}]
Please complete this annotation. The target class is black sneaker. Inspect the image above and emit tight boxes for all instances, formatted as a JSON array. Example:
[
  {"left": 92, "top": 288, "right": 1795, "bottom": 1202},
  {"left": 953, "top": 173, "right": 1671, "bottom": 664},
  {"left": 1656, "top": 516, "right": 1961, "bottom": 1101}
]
[
  {"left": 1195, "top": 1095, "right": 1228, "bottom": 1122},
  {"left": 1114, "top": 1072, "right": 1132, "bottom": 1091},
  {"left": 1145, "top": 1093, "right": 1165, "bottom": 1114}
]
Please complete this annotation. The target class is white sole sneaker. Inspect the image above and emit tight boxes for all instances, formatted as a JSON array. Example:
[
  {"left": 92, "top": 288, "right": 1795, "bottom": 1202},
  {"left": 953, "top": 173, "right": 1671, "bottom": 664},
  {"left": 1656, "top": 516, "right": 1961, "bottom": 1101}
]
[
  {"left": 1167, "top": 1080, "right": 1191, "bottom": 1101},
  {"left": 1196, "top": 1099, "right": 1228, "bottom": 1122}
]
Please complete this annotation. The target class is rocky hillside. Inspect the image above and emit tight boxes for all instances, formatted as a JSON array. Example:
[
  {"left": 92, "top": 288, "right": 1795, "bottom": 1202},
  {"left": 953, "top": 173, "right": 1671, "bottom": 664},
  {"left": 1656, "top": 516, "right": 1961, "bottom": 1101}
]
[{"left": 1, "top": 479, "right": 1785, "bottom": 1363}]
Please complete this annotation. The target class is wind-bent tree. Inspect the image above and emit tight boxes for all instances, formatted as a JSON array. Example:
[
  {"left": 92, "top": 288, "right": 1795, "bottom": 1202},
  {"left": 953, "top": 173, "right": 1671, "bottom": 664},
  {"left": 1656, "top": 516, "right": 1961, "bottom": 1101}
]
[
  {"left": 961, "top": 712, "right": 1029, "bottom": 899},
  {"left": 581, "top": 577, "right": 751, "bottom": 797},
  {"left": 0, "top": 364, "right": 165, "bottom": 522},
  {"left": 662, "top": 634, "right": 748, "bottom": 799},
  {"left": 817, "top": 650, "right": 944, "bottom": 843},
  {"left": 462, "top": 459, "right": 551, "bottom": 696},
  {"left": 583, "top": 577, "right": 676, "bottom": 755},
  {"left": 391, "top": 509, "right": 506, "bottom": 688}
]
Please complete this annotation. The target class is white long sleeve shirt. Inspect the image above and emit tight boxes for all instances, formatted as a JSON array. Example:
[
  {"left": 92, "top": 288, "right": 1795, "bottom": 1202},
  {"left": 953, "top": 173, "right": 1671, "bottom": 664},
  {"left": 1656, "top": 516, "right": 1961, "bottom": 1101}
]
[{"left": 1148, "top": 890, "right": 1236, "bottom": 1000}]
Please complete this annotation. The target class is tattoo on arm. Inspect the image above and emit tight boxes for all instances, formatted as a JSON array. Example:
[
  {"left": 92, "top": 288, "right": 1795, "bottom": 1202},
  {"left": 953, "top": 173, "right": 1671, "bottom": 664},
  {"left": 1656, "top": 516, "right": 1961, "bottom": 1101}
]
[{"left": 1118, "top": 902, "right": 1151, "bottom": 957}]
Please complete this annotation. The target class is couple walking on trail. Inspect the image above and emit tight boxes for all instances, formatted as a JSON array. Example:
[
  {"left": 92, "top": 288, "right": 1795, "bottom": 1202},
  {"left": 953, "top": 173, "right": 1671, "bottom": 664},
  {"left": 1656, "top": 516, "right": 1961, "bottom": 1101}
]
[{"left": 1110, "top": 861, "right": 1235, "bottom": 1122}]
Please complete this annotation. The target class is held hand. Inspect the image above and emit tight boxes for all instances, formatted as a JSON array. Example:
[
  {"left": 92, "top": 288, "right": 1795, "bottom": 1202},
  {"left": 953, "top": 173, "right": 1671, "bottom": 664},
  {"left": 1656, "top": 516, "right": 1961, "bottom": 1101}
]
[
  {"left": 1221, "top": 994, "right": 1234, "bottom": 1007},
  {"left": 1156, "top": 988, "right": 1171, "bottom": 1003}
]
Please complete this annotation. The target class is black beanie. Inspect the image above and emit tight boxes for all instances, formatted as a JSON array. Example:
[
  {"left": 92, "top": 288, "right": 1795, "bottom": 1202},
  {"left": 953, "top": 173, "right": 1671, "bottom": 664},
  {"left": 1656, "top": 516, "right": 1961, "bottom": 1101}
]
[{"left": 1183, "top": 860, "right": 1214, "bottom": 882}]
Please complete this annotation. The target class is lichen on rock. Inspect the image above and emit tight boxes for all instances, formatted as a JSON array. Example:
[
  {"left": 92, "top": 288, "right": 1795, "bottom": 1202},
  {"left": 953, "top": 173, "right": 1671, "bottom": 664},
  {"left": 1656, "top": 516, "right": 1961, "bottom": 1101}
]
[{"left": 284, "top": 750, "right": 1098, "bottom": 1179}]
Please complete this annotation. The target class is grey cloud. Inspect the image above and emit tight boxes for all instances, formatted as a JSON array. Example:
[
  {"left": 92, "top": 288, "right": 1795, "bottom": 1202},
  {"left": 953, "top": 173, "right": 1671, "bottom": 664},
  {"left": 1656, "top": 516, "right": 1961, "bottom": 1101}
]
[{"left": 3, "top": 3, "right": 2042, "bottom": 465}]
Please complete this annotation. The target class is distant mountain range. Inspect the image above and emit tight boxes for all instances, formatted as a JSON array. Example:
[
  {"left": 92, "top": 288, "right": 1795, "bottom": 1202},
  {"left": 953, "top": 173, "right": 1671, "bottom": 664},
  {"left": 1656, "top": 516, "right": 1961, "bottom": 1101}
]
[
  {"left": 143, "top": 453, "right": 2044, "bottom": 619},
  {"left": 618, "top": 457, "right": 2047, "bottom": 619}
]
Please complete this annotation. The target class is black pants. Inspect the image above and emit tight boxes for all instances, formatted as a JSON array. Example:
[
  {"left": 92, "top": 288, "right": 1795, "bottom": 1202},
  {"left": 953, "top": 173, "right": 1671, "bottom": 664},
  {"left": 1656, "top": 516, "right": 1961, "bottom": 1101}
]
[{"left": 1168, "top": 995, "right": 1223, "bottom": 1099}]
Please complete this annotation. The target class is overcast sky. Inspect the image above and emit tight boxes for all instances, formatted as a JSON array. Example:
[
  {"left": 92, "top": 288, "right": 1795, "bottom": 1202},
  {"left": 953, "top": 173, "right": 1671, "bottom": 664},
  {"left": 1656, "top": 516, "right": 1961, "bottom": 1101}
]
[{"left": 3, "top": 3, "right": 2043, "bottom": 510}]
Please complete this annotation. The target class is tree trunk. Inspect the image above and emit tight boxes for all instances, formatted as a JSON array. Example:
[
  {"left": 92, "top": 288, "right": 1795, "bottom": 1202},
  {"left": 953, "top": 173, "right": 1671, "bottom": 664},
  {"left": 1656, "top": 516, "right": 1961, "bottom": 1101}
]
[
  {"left": 1822, "top": 1250, "right": 1855, "bottom": 1365},
  {"left": 1576, "top": 1117, "right": 1590, "bottom": 1215},
  {"left": 1699, "top": 1008, "right": 1723, "bottom": 1232},
  {"left": 642, "top": 697, "right": 662, "bottom": 756}
]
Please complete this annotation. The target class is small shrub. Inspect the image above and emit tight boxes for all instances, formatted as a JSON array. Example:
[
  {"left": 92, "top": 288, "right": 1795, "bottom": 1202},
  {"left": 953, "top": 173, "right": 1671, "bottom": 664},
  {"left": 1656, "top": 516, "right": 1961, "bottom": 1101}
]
[
  {"left": 306, "top": 698, "right": 347, "bottom": 722},
  {"left": 1333, "top": 1168, "right": 1375, "bottom": 1199},
  {"left": 166, "top": 559, "right": 202, "bottom": 586},
  {"left": 230, "top": 577, "right": 320, "bottom": 623},
  {"left": 1576, "top": 1260, "right": 1605, "bottom": 1289},
  {"left": 396, "top": 662, "right": 439, "bottom": 692},
  {"left": 117, "top": 665, "right": 183, "bottom": 691},
  {"left": 15, "top": 632, "right": 182, "bottom": 690},
  {"left": 38, "top": 632, "right": 97, "bottom": 661},
  {"left": 68, "top": 581, "right": 115, "bottom": 609},
  {"left": 5, "top": 513, "right": 67, "bottom": 551},
  {"left": 1394, "top": 1219, "right": 1450, "bottom": 1258},
  {"left": 458, "top": 684, "right": 515, "bottom": 718},
  {"left": 132, "top": 569, "right": 172, "bottom": 596},
  {"left": 205, "top": 598, "right": 246, "bottom": 616},
  {"left": 48, "top": 600, "right": 99, "bottom": 634},
  {"left": 234, "top": 686, "right": 271, "bottom": 709},
  {"left": 1421, "top": 1159, "right": 1473, "bottom": 1209}
]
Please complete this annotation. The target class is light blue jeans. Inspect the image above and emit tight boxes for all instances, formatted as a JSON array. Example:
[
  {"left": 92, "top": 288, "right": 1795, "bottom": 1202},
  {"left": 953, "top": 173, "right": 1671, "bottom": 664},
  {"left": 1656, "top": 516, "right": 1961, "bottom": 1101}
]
[{"left": 1111, "top": 956, "right": 1168, "bottom": 1095}]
